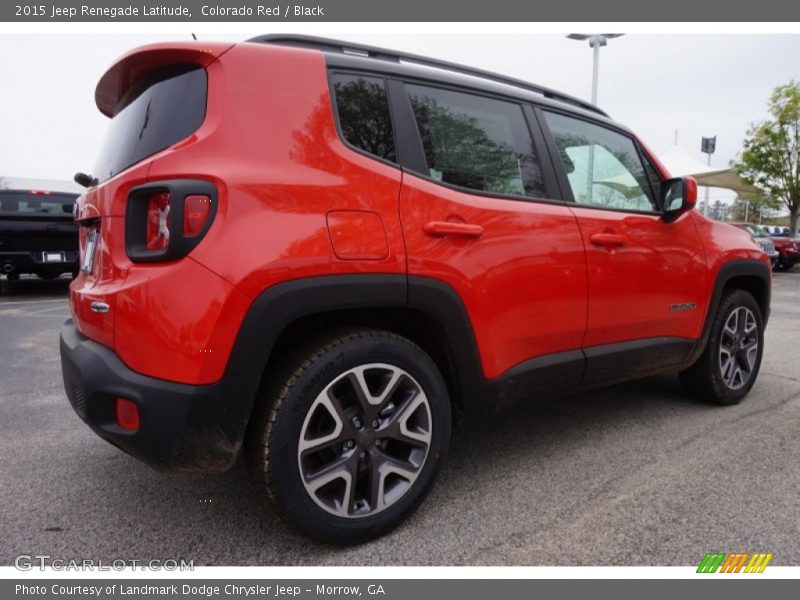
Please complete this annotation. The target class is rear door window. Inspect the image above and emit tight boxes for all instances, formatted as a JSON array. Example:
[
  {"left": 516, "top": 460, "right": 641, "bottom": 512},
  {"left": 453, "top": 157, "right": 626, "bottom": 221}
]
[
  {"left": 93, "top": 66, "right": 207, "bottom": 183},
  {"left": 405, "top": 84, "right": 546, "bottom": 198},
  {"left": 331, "top": 73, "right": 397, "bottom": 162}
]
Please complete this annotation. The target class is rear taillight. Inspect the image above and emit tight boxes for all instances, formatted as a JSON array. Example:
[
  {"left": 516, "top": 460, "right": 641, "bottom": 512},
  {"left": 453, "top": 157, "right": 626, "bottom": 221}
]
[
  {"left": 125, "top": 180, "right": 217, "bottom": 262},
  {"left": 183, "top": 195, "right": 212, "bottom": 237},
  {"left": 145, "top": 192, "right": 171, "bottom": 251}
]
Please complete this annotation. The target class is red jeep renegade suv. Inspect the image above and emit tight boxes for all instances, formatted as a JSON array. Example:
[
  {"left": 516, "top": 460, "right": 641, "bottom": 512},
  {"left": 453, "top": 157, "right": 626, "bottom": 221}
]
[{"left": 61, "top": 35, "right": 771, "bottom": 543}]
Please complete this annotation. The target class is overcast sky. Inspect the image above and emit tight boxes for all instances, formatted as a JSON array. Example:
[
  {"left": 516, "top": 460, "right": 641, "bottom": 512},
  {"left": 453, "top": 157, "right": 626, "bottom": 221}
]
[{"left": 1, "top": 32, "right": 799, "bottom": 205}]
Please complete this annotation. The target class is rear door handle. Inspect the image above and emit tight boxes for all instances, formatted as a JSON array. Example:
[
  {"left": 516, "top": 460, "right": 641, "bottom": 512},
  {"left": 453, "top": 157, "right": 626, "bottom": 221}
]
[
  {"left": 590, "top": 233, "right": 626, "bottom": 248},
  {"left": 424, "top": 221, "right": 484, "bottom": 239}
]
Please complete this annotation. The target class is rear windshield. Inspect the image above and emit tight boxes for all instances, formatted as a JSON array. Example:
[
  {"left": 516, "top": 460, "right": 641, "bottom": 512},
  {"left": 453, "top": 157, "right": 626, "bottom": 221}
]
[
  {"left": 93, "top": 65, "right": 207, "bottom": 183},
  {"left": 0, "top": 191, "right": 77, "bottom": 216}
]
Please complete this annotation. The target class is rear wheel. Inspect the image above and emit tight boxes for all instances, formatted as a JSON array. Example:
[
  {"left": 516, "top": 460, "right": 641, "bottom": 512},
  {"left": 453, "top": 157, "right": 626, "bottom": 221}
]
[
  {"left": 680, "top": 289, "right": 764, "bottom": 405},
  {"left": 247, "top": 329, "right": 451, "bottom": 543}
]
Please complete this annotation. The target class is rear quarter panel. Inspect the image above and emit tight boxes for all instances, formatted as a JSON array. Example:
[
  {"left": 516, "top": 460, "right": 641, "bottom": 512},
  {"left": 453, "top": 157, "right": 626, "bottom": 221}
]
[{"left": 148, "top": 43, "right": 407, "bottom": 300}]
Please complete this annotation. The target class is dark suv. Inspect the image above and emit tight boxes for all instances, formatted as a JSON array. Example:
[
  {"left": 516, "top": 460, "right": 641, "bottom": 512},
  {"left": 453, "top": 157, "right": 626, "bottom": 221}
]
[
  {"left": 0, "top": 188, "right": 79, "bottom": 282},
  {"left": 61, "top": 36, "right": 771, "bottom": 543}
]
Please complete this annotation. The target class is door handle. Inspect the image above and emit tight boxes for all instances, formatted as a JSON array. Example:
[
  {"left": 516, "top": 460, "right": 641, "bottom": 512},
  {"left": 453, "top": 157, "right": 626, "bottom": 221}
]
[
  {"left": 424, "top": 221, "right": 484, "bottom": 239},
  {"left": 590, "top": 233, "right": 626, "bottom": 248},
  {"left": 90, "top": 301, "right": 110, "bottom": 314}
]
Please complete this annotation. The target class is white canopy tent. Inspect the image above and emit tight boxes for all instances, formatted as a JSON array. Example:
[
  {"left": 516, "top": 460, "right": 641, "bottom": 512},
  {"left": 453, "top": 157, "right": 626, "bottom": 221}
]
[{"left": 657, "top": 147, "right": 762, "bottom": 197}]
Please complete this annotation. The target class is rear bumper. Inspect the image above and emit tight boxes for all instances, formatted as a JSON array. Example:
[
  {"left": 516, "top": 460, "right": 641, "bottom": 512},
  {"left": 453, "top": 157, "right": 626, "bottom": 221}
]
[
  {"left": 1, "top": 251, "right": 78, "bottom": 275},
  {"left": 59, "top": 320, "right": 244, "bottom": 473}
]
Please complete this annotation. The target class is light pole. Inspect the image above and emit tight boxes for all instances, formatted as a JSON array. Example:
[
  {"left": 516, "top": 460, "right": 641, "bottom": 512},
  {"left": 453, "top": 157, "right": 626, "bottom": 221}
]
[
  {"left": 567, "top": 34, "right": 623, "bottom": 205},
  {"left": 701, "top": 136, "right": 716, "bottom": 216},
  {"left": 567, "top": 33, "right": 624, "bottom": 104}
]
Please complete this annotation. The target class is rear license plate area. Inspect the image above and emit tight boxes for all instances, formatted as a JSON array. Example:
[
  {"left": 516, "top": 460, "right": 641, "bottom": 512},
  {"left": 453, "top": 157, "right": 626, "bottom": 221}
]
[{"left": 43, "top": 251, "right": 65, "bottom": 263}]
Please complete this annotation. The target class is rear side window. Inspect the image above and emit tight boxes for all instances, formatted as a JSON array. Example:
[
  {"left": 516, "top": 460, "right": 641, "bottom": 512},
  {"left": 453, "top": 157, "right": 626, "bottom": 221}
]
[
  {"left": 406, "top": 84, "right": 546, "bottom": 198},
  {"left": 332, "top": 73, "right": 397, "bottom": 162},
  {"left": 93, "top": 66, "right": 207, "bottom": 183},
  {"left": 0, "top": 192, "right": 76, "bottom": 215}
]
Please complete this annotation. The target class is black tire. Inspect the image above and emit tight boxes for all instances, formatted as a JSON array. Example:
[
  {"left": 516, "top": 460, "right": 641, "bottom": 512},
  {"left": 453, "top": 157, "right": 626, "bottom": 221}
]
[
  {"left": 680, "top": 289, "right": 764, "bottom": 405},
  {"left": 246, "top": 328, "right": 451, "bottom": 544}
]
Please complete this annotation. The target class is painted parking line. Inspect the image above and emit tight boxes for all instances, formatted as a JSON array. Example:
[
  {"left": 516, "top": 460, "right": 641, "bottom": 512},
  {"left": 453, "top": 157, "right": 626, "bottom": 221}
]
[
  {"left": 0, "top": 298, "right": 68, "bottom": 307},
  {"left": 26, "top": 304, "right": 71, "bottom": 316},
  {"left": 0, "top": 314, "right": 70, "bottom": 318}
]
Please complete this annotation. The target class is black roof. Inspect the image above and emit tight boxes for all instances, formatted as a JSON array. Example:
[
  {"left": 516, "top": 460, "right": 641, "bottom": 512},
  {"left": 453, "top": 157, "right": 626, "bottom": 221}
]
[{"left": 247, "top": 34, "right": 617, "bottom": 124}]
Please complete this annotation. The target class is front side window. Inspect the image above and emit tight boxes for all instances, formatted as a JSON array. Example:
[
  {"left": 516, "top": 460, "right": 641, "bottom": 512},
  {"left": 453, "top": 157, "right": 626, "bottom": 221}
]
[
  {"left": 332, "top": 73, "right": 396, "bottom": 162},
  {"left": 406, "top": 84, "right": 546, "bottom": 198},
  {"left": 543, "top": 112, "right": 658, "bottom": 213}
]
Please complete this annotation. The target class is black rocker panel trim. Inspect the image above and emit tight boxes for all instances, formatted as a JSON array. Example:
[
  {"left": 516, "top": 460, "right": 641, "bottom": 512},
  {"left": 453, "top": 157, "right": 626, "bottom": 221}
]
[{"left": 583, "top": 337, "right": 696, "bottom": 387}]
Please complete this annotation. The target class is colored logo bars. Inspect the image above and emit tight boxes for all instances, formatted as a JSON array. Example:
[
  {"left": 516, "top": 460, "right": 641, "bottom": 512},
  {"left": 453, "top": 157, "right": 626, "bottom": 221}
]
[{"left": 697, "top": 552, "right": 773, "bottom": 573}]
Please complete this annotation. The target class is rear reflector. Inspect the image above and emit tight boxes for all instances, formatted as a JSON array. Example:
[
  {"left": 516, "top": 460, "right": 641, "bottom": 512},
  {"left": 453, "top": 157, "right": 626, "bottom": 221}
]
[
  {"left": 145, "top": 192, "right": 171, "bottom": 251},
  {"left": 115, "top": 398, "right": 140, "bottom": 431},
  {"left": 183, "top": 194, "right": 212, "bottom": 237}
]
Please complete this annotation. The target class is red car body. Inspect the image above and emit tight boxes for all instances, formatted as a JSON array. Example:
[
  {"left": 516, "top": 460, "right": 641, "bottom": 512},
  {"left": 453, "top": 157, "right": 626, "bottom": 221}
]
[{"left": 60, "top": 38, "right": 772, "bottom": 475}]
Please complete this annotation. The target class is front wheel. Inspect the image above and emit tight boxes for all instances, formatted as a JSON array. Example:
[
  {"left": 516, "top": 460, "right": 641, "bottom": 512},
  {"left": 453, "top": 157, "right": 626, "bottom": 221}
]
[
  {"left": 680, "top": 289, "right": 764, "bottom": 405},
  {"left": 246, "top": 329, "right": 451, "bottom": 543}
]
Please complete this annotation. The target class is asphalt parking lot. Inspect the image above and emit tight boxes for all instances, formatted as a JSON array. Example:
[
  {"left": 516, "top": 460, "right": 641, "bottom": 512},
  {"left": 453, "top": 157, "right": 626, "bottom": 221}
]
[{"left": 1, "top": 273, "right": 799, "bottom": 566}]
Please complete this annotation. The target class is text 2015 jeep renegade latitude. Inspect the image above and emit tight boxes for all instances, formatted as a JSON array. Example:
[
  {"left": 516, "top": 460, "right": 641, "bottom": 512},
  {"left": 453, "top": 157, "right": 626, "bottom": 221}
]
[{"left": 60, "top": 35, "right": 771, "bottom": 543}]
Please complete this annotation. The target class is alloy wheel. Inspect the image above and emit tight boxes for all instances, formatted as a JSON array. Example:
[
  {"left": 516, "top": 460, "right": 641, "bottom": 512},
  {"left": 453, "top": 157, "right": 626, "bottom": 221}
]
[
  {"left": 297, "top": 363, "right": 432, "bottom": 518},
  {"left": 718, "top": 306, "right": 759, "bottom": 390}
]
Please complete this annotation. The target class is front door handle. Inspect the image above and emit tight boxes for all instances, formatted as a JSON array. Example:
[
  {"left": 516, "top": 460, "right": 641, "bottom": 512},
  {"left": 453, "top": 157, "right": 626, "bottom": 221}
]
[
  {"left": 424, "top": 221, "right": 484, "bottom": 239},
  {"left": 590, "top": 233, "right": 626, "bottom": 248}
]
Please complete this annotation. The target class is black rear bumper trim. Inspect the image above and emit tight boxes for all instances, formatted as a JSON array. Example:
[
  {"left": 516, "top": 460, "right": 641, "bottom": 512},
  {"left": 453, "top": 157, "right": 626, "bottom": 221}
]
[{"left": 60, "top": 320, "right": 242, "bottom": 473}]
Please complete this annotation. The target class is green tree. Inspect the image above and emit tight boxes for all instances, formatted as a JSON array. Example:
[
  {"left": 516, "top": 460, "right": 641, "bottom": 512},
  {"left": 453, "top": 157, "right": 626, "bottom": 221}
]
[
  {"left": 729, "top": 194, "right": 780, "bottom": 222},
  {"left": 732, "top": 81, "right": 800, "bottom": 233},
  {"left": 709, "top": 200, "right": 731, "bottom": 221}
]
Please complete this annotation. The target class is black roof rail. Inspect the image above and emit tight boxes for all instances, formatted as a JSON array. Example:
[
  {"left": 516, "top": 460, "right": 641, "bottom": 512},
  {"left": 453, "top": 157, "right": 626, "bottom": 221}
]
[{"left": 247, "top": 34, "right": 608, "bottom": 117}]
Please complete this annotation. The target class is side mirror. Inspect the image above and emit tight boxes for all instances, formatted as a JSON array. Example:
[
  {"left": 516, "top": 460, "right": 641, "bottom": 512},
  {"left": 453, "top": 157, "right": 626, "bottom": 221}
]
[{"left": 662, "top": 176, "right": 698, "bottom": 222}]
